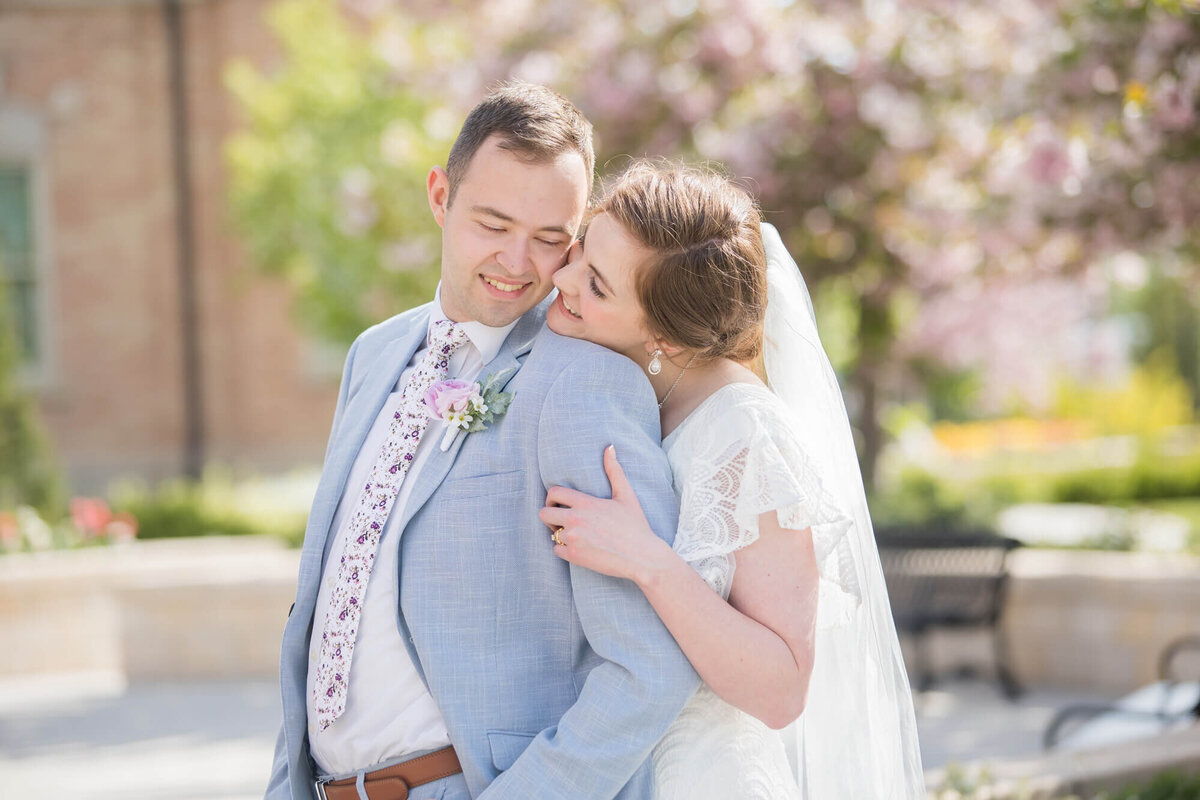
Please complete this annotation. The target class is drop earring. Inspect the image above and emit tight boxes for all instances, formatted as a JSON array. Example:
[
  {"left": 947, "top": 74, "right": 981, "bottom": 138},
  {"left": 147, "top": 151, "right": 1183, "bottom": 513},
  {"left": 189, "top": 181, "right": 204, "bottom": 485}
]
[{"left": 647, "top": 349, "right": 663, "bottom": 376}]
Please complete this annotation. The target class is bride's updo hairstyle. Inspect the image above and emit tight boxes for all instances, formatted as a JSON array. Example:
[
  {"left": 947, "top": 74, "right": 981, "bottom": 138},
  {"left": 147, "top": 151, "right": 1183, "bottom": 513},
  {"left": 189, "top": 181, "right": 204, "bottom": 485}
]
[{"left": 594, "top": 160, "right": 767, "bottom": 363}]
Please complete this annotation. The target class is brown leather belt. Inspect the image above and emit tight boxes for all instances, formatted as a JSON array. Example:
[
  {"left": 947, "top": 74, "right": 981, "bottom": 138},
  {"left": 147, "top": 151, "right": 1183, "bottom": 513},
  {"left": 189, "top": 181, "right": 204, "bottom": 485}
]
[{"left": 315, "top": 747, "right": 462, "bottom": 800}]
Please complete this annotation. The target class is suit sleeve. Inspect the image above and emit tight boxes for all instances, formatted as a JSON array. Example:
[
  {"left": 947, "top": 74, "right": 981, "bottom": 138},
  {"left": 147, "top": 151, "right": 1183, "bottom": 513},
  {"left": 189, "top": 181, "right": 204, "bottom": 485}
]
[
  {"left": 263, "top": 721, "right": 292, "bottom": 800},
  {"left": 266, "top": 334, "right": 361, "bottom": 800},
  {"left": 477, "top": 349, "right": 700, "bottom": 799}
]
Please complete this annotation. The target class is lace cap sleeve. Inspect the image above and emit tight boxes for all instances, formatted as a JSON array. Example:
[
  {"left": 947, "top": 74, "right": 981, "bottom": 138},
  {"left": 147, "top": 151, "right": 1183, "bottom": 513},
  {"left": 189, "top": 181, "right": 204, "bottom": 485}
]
[{"left": 670, "top": 386, "right": 861, "bottom": 620}]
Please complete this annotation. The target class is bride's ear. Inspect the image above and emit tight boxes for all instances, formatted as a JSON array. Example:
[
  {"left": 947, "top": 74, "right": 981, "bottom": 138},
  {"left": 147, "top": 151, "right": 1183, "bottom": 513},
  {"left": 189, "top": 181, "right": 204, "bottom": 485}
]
[{"left": 645, "top": 338, "right": 687, "bottom": 360}]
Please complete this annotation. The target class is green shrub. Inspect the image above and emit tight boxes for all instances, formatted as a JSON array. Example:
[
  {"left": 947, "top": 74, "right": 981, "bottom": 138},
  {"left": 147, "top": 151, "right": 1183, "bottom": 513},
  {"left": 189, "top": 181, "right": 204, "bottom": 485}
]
[
  {"left": 107, "top": 471, "right": 309, "bottom": 546},
  {"left": 110, "top": 480, "right": 262, "bottom": 540},
  {"left": 872, "top": 450, "right": 1200, "bottom": 542},
  {"left": 1096, "top": 769, "right": 1200, "bottom": 800},
  {"left": 869, "top": 468, "right": 970, "bottom": 528},
  {"left": 870, "top": 468, "right": 1046, "bottom": 530},
  {"left": 1048, "top": 454, "right": 1200, "bottom": 505},
  {"left": 1051, "top": 467, "right": 1136, "bottom": 504},
  {"left": 930, "top": 766, "right": 1200, "bottom": 799},
  {"left": 1130, "top": 455, "right": 1200, "bottom": 500}
]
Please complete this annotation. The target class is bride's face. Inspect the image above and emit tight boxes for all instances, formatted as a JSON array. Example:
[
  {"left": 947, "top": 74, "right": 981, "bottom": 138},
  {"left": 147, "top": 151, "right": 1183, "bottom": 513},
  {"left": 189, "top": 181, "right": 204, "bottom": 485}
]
[{"left": 547, "top": 212, "right": 655, "bottom": 364}]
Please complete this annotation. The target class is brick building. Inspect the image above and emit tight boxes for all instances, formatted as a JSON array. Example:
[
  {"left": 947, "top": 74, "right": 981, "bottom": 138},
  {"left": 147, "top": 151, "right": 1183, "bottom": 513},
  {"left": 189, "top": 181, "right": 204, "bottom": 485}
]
[{"left": 0, "top": 0, "right": 342, "bottom": 492}]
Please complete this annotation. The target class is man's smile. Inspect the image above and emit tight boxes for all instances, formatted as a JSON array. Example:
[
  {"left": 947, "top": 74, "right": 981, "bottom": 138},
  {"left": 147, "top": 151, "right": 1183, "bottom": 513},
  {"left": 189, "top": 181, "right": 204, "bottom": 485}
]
[{"left": 481, "top": 275, "right": 532, "bottom": 296}]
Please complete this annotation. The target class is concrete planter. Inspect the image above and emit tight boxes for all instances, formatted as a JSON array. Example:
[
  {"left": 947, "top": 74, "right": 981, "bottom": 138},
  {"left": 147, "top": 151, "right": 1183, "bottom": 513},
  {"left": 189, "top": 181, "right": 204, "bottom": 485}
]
[
  {"left": 1004, "top": 550, "right": 1200, "bottom": 690},
  {"left": 926, "top": 726, "right": 1200, "bottom": 799},
  {"left": 3, "top": 541, "right": 1199, "bottom": 691},
  {"left": 910, "top": 549, "right": 1200, "bottom": 692},
  {"left": 0, "top": 537, "right": 299, "bottom": 680}
]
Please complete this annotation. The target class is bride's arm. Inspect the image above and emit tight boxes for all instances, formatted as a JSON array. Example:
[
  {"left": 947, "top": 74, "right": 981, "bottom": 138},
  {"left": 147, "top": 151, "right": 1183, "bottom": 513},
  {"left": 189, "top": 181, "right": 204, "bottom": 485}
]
[
  {"left": 542, "top": 446, "right": 820, "bottom": 730},
  {"left": 644, "top": 510, "right": 819, "bottom": 728}
]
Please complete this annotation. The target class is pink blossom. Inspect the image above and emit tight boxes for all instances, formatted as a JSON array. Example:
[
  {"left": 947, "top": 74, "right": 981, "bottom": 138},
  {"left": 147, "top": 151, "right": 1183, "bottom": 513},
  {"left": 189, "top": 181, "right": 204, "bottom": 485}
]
[
  {"left": 0, "top": 512, "right": 17, "bottom": 547},
  {"left": 70, "top": 498, "right": 112, "bottom": 538},
  {"left": 1153, "top": 82, "right": 1196, "bottom": 132},
  {"left": 423, "top": 379, "right": 476, "bottom": 421},
  {"left": 1024, "top": 141, "right": 1072, "bottom": 185}
]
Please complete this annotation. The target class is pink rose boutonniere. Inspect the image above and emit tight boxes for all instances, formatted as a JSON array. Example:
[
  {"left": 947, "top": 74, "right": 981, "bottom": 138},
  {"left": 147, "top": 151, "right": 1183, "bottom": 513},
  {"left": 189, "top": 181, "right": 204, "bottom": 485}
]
[{"left": 423, "top": 368, "right": 516, "bottom": 451}]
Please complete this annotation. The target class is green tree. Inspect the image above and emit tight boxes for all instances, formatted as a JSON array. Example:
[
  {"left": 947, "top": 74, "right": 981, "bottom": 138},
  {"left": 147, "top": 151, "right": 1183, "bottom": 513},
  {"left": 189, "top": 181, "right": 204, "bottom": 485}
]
[
  {"left": 0, "top": 274, "right": 62, "bottom": 516},
  {"left": 1133, "top": 271, "right": 1200, "bottom": 414},
  {"left": 225, "top": 0, "right": 1200, "bottom": 488},
  {"left": 225, "top": 0, "right": 458, "bottom": 342}
]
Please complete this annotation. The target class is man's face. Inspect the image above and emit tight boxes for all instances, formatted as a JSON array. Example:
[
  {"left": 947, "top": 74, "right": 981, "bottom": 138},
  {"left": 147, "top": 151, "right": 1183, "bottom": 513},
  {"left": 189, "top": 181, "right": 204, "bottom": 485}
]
[{"left": 427, "top": 135, "right": 590, "bottom": 327}]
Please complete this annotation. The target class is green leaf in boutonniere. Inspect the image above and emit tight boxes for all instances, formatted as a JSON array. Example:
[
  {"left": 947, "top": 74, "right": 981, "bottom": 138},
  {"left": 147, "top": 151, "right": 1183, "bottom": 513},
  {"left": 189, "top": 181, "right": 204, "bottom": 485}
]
[{"left": 465, "top": 367, "right": 516, "bottom": 434}]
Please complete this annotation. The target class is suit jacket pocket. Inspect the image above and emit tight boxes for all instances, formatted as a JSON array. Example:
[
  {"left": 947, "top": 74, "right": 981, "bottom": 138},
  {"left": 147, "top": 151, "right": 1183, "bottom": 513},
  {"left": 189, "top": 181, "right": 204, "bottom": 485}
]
[
  {"left": 486, "top": 729, "right": 537, "bottom": 772},
  {"left": 440, "top": 469, "right": 527, "bottom": 499}
]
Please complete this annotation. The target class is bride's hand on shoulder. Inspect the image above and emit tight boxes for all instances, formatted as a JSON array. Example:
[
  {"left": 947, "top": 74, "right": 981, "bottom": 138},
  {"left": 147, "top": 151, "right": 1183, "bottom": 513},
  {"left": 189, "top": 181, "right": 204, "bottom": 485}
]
[{"left": 540, "top": 445, "right": 676, "bottom": 586}]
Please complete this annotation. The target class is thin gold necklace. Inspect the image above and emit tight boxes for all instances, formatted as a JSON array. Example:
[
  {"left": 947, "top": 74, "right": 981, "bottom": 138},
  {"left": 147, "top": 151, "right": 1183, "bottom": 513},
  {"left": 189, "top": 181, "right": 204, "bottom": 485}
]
[{"left": 657, "top": 354, "right": 699, "bottom": 409}]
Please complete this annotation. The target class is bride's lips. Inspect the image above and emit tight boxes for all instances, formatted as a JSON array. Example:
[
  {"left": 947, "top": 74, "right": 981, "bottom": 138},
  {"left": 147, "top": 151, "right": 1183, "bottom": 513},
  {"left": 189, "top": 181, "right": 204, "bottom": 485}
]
[
  {"left": 480, "top": 274, "right": 532, "bottom": 299},
  {"left": 554, "top": 292, "right": 582, "bottom": 320}
]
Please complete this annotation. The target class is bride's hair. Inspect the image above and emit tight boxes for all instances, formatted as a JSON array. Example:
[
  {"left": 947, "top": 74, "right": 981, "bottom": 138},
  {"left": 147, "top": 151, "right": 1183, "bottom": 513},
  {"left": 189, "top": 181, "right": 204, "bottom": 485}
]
[{"left": 594, "top": 159, "right": 766, "bottom": 363}]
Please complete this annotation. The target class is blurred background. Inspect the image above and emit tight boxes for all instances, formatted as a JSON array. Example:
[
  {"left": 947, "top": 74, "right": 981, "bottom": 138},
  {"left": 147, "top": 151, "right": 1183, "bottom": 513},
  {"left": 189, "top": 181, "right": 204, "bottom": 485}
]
[{"left": 1, "top": 0, "right": 1198, "bottom": 797}]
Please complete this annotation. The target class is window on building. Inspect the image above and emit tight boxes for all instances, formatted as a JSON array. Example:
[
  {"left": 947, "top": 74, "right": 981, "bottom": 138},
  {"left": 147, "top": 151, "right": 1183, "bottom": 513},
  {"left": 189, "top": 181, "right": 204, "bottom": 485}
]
[{"left": 0, "top": 164, "right": 38, "bottom": 366}]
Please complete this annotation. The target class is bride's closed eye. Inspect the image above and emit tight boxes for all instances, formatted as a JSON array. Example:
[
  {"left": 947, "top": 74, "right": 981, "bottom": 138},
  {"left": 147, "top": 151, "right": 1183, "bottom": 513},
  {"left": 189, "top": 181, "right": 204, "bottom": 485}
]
[{"left": 573, "top": 229, "right": 605, "bottom": 298}]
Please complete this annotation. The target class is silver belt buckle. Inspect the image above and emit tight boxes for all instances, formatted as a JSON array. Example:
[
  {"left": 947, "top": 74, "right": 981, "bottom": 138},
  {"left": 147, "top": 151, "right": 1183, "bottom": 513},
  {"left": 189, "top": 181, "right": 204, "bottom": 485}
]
[{"left": 313, "top": 779, "right": 329, "bottom": 800}]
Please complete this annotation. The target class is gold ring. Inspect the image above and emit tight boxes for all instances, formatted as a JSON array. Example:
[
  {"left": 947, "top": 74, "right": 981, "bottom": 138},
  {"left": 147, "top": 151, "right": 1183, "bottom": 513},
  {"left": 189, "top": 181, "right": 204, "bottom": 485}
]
[{"left": 551, "top": 527, "right": 565, "bottom": 547}]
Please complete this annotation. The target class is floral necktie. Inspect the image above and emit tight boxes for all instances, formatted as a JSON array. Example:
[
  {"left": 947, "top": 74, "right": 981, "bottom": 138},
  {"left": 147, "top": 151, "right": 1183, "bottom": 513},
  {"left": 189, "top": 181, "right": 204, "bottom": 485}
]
[{"left": 312, "top": 318, "right": 469, "bottom": 732}]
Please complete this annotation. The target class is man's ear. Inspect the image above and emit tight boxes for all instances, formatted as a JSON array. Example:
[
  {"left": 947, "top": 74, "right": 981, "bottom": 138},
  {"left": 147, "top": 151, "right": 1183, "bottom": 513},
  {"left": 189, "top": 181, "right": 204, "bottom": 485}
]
[{"left": 427, "top": 166, "right": 450, "bottom": 228}]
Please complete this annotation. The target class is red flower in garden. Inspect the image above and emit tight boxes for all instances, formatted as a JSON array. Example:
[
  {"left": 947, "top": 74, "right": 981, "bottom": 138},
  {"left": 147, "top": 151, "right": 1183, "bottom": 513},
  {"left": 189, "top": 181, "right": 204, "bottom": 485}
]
[
  {"left": 70, "top": 498, "right": 113, "bottom": 538},
  {"left": 0, "top": 512, "right": 18, "bottom": 547}
]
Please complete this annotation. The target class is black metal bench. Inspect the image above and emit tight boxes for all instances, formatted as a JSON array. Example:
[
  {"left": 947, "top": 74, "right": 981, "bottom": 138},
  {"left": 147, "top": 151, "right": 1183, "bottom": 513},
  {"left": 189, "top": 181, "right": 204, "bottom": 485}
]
[
  {"left": 1043, "top": 634, "right": 1200, "bottom": 750},
  {"left": 875, "top": 527, "right": 1023, "bottom": 698}
]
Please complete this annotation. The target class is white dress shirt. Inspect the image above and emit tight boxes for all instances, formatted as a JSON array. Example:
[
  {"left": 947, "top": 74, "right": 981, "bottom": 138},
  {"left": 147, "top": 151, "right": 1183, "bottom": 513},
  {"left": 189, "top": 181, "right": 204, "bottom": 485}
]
[{"left": 307, "top": 290, "right": 518, "bottom": 776}]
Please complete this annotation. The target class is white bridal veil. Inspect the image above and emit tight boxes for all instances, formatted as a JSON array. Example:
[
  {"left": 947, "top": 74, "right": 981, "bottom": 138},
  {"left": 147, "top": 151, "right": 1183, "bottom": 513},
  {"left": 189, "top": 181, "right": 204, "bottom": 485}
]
[{"left": 761, "top": 223, "right": 926, "bottom": 799}]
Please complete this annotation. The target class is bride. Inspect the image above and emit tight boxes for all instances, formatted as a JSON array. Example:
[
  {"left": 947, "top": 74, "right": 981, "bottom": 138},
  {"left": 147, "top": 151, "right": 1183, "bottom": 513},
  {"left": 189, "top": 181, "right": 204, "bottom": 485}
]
[{"left": 538, "top": 160, "right": 925, "bottom": 798}]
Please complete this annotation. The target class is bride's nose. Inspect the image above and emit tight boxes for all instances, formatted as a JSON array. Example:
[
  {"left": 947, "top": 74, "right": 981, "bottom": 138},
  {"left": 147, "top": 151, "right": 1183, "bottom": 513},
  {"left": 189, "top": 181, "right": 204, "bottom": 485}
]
[{"left": 552, "top": 244, "right": 583, "bottom": 290}]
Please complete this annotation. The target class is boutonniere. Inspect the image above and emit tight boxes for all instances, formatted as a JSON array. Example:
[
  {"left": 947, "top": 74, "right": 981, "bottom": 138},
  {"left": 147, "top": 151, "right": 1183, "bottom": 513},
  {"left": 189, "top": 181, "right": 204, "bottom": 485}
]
[{"left": 423, "top": 368, "right": 516, "bottom": 451}]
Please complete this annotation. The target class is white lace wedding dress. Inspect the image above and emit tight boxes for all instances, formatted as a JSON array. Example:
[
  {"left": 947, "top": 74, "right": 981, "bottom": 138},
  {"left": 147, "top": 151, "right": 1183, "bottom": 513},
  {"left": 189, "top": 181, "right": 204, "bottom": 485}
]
[{"left": 650, "top": 381, "right": 859, "bottom": 800}]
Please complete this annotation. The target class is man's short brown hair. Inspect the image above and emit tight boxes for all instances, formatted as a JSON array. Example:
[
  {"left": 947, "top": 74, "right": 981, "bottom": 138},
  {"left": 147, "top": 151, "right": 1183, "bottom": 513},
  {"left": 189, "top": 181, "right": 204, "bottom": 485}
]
[{"left": 445, "top": 82, "right": 595, "bottom": 205}]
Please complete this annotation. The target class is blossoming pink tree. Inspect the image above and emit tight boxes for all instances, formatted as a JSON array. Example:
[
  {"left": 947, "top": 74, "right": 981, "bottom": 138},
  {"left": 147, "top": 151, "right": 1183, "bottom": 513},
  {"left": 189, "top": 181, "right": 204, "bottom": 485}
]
[{"left": 227, "top": 0, "right": 1199, "bottom": 486}]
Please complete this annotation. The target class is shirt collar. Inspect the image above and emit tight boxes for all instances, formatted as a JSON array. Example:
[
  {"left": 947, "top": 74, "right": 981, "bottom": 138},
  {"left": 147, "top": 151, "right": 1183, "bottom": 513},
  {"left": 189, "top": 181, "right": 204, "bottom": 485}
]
[{"left": 429, "top": 285, "right": 520, "bottom": 365}]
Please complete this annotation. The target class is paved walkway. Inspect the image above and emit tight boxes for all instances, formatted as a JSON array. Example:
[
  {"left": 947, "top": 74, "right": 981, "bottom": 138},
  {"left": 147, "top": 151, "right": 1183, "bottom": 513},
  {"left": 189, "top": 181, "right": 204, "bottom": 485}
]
[
  {"left": 0, "top": 671, "right": 1116, "bottom": 799},
  {"left": 0, "top": 673, "right": 278, "bottom": 800}
]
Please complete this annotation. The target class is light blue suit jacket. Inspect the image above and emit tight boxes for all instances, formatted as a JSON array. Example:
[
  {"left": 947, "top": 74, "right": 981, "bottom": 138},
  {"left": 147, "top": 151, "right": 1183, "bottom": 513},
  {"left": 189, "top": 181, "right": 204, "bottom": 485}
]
[{"left": 266, "top": 298, "right": 698, "bottom": 799}]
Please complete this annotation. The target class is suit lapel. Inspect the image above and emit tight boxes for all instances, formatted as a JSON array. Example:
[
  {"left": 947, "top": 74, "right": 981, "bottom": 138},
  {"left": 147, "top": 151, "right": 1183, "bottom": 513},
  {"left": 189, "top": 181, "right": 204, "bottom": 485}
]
[
  {"left": 394, "top": 304, "right": 544, "bottom": 536},
  {"left": 311, "top": 308, "right": 431, "bottom": 571}
]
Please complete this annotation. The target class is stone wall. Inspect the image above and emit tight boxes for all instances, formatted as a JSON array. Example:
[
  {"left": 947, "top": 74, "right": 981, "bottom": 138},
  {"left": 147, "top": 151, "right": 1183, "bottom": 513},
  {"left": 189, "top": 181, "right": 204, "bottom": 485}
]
[
  {"left": 3, "top": 542, "right": 1198, "bottom": 691},
  {"left": 925, "top": 726, "right": 1200, "bottom": 799},
  {"left": 0, "top": 537, "right": 298, "bottom": 680},
  {"left": 916, "top": 549, "right": 1200, "bottom": 692}
]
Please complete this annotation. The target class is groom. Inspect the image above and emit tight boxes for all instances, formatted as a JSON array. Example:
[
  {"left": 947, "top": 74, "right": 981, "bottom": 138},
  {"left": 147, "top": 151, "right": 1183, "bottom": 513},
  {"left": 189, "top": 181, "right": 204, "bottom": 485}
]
[{"left": 266, "top": 83, "right": 698, "bottom": 800}]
